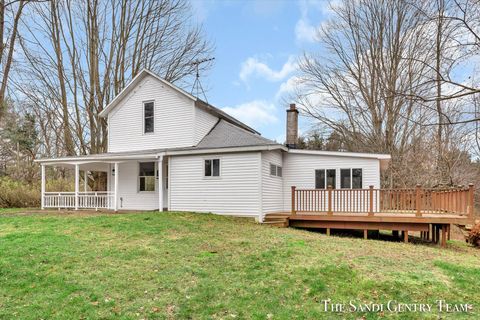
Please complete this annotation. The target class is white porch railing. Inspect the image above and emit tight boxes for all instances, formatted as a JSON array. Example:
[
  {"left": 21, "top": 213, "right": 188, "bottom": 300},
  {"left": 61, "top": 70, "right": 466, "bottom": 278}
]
[{"left": 44, "top": 192, "right": 114, "bottom": 210}]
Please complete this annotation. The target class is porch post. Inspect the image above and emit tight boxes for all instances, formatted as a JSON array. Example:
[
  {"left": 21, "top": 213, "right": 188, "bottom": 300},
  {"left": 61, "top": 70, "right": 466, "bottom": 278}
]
[
  {"left": 41, "top": 164, "right": 45, "bottom": 210},
  {"left": 74, "top": 164, "right": 79, "bottom": 210},
  {"left": 114, "top": 162, "right": 119, "bottom": 212},
  {"left": 84, "top": 170, "right": 88, "bottom": 192},
  {"left": 158, "top": 155, "right": 164, "bottom": 212}
]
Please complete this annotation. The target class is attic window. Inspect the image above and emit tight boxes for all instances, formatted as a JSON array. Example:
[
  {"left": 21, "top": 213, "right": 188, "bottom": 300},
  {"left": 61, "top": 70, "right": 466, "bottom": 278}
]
[{"left": 144, "top": 101, "right": 154, "bottom": 134}]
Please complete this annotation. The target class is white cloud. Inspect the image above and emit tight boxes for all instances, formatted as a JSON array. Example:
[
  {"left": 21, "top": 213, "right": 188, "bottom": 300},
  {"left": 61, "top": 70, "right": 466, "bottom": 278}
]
[
  {"left": 276, "top": 75, "right": 301, "bottom": 99},
  {"left": 222, "top": 100, "right": 278, "bottom": 128},
  {"left": 295, "top": 18, "right": 319, "bottom": 43},
  {"left": 239, "top": 55, "right": 297, "bottom": 84},
  {"left": 295, "top": 0, "right": 340, "bottom": 43}
]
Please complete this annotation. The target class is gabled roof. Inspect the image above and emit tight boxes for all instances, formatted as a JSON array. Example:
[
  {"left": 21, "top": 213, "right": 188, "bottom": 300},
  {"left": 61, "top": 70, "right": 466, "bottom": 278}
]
[
  {"left": 98, "top": 69, "right": 258, "bottom": 134},
  {"left": 196, "top": 119, "right": 280, "bottom": 149}
]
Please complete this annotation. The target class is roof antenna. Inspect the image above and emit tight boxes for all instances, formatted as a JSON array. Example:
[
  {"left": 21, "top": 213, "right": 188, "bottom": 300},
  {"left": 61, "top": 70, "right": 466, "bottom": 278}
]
[{"left": 191, "top": 57, "right": 215, "bottom": 103}]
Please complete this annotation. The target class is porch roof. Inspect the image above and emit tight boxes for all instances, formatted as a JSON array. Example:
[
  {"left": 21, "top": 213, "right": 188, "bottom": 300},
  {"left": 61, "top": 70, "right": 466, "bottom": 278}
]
[{"left": 35, "top": 144, "right": 286, "bottom": 165}]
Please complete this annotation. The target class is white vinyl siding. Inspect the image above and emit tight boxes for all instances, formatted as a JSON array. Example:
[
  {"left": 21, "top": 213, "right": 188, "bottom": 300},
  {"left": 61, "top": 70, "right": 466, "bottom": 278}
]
[
  {"left": 115, "top": 161, "right": 159, "bottom": 210},
  {"left": 282, "top": 152, "right": 380, "bottom": 211},
  {"left": 108, "top": 75, "right": 195, "bottom": 152},
  {"left": 194, "top": 107, "right": 218, "bottom": 145},
  {"left": 261, "top": 150, "right": 284, "bottom": 216},
  {"left": 169, "top": 152, "right": 261, "bottom": 217}
]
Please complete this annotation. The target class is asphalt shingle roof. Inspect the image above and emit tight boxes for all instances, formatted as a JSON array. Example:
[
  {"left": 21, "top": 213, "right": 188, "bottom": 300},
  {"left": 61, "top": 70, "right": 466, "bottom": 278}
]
[{"left": 195, "top": 120, "right": 280, "bottom": 149}]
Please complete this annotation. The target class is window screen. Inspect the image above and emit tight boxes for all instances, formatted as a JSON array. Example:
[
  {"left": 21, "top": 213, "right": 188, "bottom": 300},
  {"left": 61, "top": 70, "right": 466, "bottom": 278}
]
[
  {"left": 276, "top": 166, "right": 282, "bottom": 177},
  {"left": 270, "top": 163, "right": 276, "bottom": 176}
]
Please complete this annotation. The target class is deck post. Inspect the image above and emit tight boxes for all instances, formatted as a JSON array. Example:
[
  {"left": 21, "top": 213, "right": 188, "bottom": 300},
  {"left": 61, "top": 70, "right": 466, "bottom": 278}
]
[
  {"left": 41, "top": 164, "right": 45, "bottom": 210},
  {"left": 291, "top": 186, "right": 296, "bottom": 215},
  {"left": 441, "top": 225, "right": 447, "bottom": 247},
  {"left": 415, "top": 184, "right": 422, "bottom": 217},
  {"left": 74, "top": 164, "right": 79, "bottom": 210},
  {"left": 403, "top": 230, "right": 408, "bottom": 243},
  {"left": 113, "top": 162, "right": 119, "bottom": 212},
  {"left": 327, "top": 185, "right": 333, "bottom": 215},
  {"left": 326, "top": 228, "right": 330, "bottom": 236},
  {"left": 364, "top": 230, "right": 368, "bottom": 239},
  {"left": 368, "top": 185, "right": 374, "bottom": 216},
  {"left": 468, "top": 184, "right": 474, "bottom": 221},
  {"left": 158, "top": 155, "right": 164, "bottom": 212}
]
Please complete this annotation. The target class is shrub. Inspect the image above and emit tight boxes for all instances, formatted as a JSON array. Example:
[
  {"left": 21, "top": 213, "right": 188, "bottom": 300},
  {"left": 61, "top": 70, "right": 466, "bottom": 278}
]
[
  {"left": 467, "top": 223, "right": 480, "bottom": 247},
  {"left": 46, "top": 178, "right": 74, "bottom": 192},
  {"left": 0, "top": 177, "right": 40, "bottom": 208}
]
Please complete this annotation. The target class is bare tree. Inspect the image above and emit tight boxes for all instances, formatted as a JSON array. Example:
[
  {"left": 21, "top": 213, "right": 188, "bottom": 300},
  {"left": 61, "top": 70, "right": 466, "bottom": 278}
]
[
  {"left": 298, "top": 0, "right": 434, "bottom": 181},
  {"left": 0, "top": 0, "right": 27, "bottom": 118},
  {"left": 16, "top": 0, "right": 212, "bottom": 157}
]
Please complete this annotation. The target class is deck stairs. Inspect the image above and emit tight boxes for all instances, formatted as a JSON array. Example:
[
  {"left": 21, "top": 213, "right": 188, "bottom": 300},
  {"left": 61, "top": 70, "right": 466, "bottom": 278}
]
[{"left": 262, "top": 213, "right": 289, "bottom": 227}]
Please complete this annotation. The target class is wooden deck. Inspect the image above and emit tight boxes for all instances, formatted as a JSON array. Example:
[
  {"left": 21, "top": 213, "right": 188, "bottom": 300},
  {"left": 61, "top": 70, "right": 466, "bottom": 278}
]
[{"left": 264, "top": 185, "right": 475, "bottom": 247}]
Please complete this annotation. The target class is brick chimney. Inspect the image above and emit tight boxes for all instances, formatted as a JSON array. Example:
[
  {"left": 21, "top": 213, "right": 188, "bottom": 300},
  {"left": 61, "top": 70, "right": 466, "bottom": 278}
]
[{"left": 286, "top": 103, "right": 298, "bottom": 148}]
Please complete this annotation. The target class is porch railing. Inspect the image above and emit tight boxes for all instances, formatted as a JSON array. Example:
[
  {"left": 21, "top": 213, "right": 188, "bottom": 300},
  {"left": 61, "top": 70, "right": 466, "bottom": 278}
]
[
  {"left": 43, "top": 192, "right": 114, "bottom": 210},
  {"left": 291, "top": 184, "right": 474, "bottom": 219}
]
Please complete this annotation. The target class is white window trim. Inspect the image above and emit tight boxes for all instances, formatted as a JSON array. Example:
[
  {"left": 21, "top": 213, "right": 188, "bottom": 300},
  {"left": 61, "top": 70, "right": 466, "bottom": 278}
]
[
  {"left": 352, "top": 168, "right": 363, "bottom": 189},
  {"left": 340, "top": 168, "right": 351, "bottom": 189},
  {"left": 340, "top": 168, "right": 363, "bottom": 189},
  {"left": 276, "top": 165, "right": 283, "bottom": 178},
  {"left": 138, "top": 161, "right": 157, "bottom": 193},
  {"left": 142, "top": 100, "right": 155, "bottom": 135},
  {"left": 203, "top": 157, "right": 221, "bottom": 179},
  {"left": 315, "top": 168, "right": 337, "bottom": 189},
  {"left": 269, "top": 162, "right": 282, "bottom": 178}
]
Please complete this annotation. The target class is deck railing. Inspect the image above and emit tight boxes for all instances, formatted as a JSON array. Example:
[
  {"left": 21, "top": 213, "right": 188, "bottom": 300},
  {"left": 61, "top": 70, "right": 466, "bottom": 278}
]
[
  {"left": 291, "top": 184, "right": 474, "bottom": 218},
  {"left": 44, "top": 192, "right": 114, "bottom": 210}
]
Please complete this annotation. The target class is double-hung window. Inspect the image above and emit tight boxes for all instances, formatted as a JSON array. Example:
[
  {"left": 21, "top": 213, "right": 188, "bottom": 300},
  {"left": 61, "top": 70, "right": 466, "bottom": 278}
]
[
  {"left": 139, "top": 162, "right": 156, "bottom": 192},
  {"left": 269, "top": 163, "right": 283, "bottom": 177},
  {"left": 144, "top": 101, "right": 154, "bottom": 134},
  {"left": 340, "top": 168, "right": 362, "bottom": 189},
  {"left": 205, "top": 159, "right": 220, "bottom": 177},
  {"left": 315, "top": 169, "right": 336, "bottom": 189}
]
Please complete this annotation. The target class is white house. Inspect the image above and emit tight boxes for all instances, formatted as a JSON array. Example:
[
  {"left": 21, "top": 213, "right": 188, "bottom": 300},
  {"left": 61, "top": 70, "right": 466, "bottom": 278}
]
[{"left": 36, "top": 69, "right": 390, "bottom": 222}]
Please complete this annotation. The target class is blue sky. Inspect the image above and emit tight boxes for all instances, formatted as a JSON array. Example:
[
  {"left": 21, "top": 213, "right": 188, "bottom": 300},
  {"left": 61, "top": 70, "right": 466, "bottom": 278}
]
[{"left": 190, "top": 0, "right": 333, "bottom": 142}]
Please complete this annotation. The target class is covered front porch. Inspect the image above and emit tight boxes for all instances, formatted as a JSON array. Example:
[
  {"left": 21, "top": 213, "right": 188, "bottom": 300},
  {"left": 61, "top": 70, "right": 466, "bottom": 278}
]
[{"left": 38, "top": 154, "right": 168, "bottom": 211}]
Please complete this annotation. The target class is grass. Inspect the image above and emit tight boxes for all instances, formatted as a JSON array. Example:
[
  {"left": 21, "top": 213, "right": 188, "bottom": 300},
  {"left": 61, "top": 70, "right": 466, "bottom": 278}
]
[{"left": 0, "top": 209, "right": 479, "bottom": 319}]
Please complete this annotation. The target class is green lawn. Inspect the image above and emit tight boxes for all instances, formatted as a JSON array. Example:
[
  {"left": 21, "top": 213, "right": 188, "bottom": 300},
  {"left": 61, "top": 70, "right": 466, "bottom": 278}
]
[{"left": 0, "top": 209, "right": 479, "bottom": 319}]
